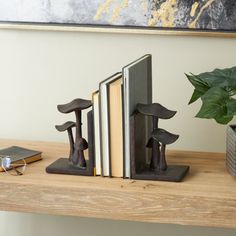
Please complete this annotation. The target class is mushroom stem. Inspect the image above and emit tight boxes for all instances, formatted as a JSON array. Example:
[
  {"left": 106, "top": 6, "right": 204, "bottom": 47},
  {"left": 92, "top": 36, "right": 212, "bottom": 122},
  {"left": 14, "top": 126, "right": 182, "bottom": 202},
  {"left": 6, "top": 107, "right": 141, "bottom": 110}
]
[
  {"left": 55, "top": 121, "right": 76, "bottom": 162},
  {"left": 73, "top": 110, "right": 86, "bottom": 168},
  {"left": 78, "top": 150, "right": 86, "bottom": 167},
  {"left": 75, "top": 110, "right": 82, "bottom": 139},
  {"left": 150, "top": 116, "right": 160, "bottom": 170},
  {"left": 67, "top": 128, "right": 74, "bottom": 161},
  {"left": 159, "top": 144, "right": 167, "bottom": 171}
]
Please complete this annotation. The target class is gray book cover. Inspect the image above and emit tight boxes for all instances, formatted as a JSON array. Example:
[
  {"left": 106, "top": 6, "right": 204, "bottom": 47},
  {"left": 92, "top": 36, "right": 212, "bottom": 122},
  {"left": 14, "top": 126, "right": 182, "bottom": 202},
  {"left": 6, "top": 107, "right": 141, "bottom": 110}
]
[
  {"left": 122, "top": 55, "right": 152, "bottom": 178},
  {"left": 0, "top": 146, "right": 41, "bottom": 160}
]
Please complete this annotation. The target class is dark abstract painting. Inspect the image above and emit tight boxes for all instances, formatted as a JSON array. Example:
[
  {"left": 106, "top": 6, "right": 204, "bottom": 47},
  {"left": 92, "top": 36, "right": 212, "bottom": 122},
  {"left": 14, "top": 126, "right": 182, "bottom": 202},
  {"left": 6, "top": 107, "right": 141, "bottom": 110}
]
[{"left": 0, "top": 0, "right": 236, "bottom": 31}]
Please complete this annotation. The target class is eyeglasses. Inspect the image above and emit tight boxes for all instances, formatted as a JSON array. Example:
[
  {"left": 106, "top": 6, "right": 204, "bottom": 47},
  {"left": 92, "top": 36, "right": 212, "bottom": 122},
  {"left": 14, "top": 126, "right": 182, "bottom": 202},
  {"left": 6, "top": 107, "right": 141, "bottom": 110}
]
[{"left": 0, "top": 156, "right": 26, "bottom": 176}]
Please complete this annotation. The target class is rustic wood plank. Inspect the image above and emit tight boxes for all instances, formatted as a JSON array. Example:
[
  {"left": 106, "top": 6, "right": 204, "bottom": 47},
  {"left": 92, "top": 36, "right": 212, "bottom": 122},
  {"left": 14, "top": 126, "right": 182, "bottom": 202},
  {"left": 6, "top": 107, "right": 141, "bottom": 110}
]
[{"left": 0, "top": 139, "right": 235, "bottom": 229}]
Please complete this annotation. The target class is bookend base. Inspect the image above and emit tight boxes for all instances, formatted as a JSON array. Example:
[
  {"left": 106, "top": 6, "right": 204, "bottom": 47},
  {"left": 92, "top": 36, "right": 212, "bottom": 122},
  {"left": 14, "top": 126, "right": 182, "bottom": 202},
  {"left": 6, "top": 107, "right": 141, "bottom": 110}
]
[
  {"left": 46, "top": 158, "right": 94, "bottom": 176},
  {"left": 132, "top": 165, "right": 189, "bottom": 182}
]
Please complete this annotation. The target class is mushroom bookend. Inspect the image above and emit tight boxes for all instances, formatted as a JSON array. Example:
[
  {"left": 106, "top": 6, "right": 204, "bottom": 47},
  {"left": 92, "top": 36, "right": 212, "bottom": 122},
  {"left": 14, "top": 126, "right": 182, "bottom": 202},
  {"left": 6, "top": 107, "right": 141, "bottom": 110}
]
[
  {"left": 46, "top": 98, "right": 95, "bottom": 176},
  {"left": 130, "top": 103, "right": 189, "bottom": 182}
]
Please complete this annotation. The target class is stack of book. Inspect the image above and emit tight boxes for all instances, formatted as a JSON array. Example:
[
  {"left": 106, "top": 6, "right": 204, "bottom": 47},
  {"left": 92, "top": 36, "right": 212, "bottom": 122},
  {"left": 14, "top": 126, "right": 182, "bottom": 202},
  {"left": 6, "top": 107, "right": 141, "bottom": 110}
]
[{"left": 92, "top": 55, "right": 152, "bottom": 178}]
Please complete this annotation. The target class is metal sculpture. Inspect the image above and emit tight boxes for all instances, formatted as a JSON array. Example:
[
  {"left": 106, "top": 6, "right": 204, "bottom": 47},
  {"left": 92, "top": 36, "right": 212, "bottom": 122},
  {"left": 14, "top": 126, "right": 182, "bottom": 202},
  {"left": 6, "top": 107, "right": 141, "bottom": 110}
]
[
  {"left": 46, "top": 98, "right": 95, "bottom": 176},
  {"left": 130, "top": 103, "right": 189, "bottom": 182}
]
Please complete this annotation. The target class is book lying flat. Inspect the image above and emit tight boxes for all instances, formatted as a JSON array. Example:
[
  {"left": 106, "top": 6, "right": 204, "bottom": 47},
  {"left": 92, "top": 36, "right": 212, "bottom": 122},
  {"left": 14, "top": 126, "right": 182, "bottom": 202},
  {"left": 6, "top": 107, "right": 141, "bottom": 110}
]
[
  {"left": 122, "top": 55, "right": 152, "bottom": 178},
  {"left": 0, "top": 146, "right": 42, "bottom": 171}
]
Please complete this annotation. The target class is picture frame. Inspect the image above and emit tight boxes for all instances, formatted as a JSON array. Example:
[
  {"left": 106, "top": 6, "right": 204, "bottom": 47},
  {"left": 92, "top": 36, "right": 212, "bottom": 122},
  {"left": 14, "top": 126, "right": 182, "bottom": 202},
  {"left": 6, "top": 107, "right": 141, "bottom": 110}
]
[{"left": 0, "top": 0, "right": 236, "bottom": 38}]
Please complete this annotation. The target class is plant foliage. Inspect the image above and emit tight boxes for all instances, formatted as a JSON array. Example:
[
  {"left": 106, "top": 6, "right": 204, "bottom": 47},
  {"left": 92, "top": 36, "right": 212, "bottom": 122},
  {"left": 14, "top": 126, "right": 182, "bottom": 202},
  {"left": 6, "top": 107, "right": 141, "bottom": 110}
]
[{"left": 186, "top": 66, "right": 236, "bottom": 124}]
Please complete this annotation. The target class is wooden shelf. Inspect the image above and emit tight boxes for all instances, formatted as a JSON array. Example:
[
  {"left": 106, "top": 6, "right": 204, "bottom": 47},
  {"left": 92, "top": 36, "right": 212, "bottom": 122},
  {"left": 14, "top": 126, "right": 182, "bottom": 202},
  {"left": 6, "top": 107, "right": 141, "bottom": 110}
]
[{"left": 0, "top": 139, "right": 235, "bottom": 229}]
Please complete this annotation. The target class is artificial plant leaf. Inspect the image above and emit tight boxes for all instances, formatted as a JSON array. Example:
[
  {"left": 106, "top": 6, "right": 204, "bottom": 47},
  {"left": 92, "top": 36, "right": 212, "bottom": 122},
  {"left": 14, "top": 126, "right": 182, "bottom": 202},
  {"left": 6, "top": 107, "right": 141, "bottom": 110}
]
[
  {"left": 185, "top": 73, "right": 209, "bottom": 104},
  {"left": 192, "top": 66, "right": 236, "bottom": 93},
  {"left": 226, "top": 98, "right": 236, "bottom": 116},
  {"left": 215, "top": 114, "right": 233, "bottom": 125},
  {"left": 185, "top": 73, "right": 209, "bottom": 92},
  {"left": 214, "top": 105, "right": 233, "bottom": 124},
  {"left": 214, "top": 67, "right": 236, "bottom": 78},
  {"left": 188, "top": 89, "right": 203, "bottom": 104},
  {"left": 196, "top": 87, "right": 229, "bottom": 121}
]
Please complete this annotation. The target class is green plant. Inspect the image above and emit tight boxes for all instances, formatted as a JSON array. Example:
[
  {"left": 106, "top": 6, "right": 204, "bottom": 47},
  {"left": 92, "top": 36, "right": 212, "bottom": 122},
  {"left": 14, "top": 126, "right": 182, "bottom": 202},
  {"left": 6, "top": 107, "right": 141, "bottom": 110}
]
[{"left": 186, "top": 66, "right": 236, "bottom": 124}]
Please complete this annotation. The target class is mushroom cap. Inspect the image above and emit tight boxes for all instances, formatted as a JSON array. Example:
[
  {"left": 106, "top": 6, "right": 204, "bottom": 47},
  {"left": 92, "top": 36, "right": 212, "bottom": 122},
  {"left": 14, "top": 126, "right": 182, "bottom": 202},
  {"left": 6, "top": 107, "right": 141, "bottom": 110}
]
[
  {"left": 57, "top": 98, "right": 92, "bottom": 114},
  {"left": 55, "top": 121, "right": 76, "bottom": 132},
  {"left": 137, "top": 103, "right": 176, "bottom": 119},
  {"left": 152, "top": 128, "right": 179, "bottom": 145},
  {"left": 76, "top": 138, "right": 88, "bottom": 150}
]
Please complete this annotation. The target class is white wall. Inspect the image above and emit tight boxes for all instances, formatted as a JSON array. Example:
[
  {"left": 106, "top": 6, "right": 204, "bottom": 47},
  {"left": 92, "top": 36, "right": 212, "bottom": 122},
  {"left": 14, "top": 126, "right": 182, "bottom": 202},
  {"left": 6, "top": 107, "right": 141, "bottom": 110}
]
[
  {"left": 0, "top": 29, "right": 235, "bottom": 151},
  {"left": 0, "top": 211, "right": 236, "bottom": 236},
  {"left": 0, "top": 28, "right": 236, "bottom": 235}
]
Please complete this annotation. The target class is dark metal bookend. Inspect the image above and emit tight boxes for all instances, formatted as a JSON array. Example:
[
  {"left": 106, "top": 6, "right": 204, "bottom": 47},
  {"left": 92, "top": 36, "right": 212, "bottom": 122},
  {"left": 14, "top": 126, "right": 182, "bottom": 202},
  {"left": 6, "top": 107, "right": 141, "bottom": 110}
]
[
  {"left": 130, "top": 103, "right": 189, "bottom": 182},
  {"left": 46, "top": 98, "right": 95, "bottom": 176}
]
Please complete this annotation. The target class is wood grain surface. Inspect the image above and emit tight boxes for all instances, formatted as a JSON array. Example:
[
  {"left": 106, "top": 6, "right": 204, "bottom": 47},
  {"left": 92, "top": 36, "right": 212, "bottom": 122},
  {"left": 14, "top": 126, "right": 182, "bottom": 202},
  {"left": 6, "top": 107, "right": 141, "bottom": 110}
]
[{"left": 0, "top": 139, "right": 235, "bottom": 229}]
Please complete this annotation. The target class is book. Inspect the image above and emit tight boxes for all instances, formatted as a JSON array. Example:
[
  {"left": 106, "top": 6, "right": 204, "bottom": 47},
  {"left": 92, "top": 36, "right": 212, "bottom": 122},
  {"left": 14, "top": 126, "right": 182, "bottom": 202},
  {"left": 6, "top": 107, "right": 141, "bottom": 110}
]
[
  {"left": 122, "top": 55, "right": 152, "bottom": 178},
  {"left": 99, "top": 72, "right": 122, "bottom": 177},
  {"left": 0, "top": 146, "right": 42, "bottom": 171},
  {"left": 92, "top": 91, "right": 101, "bottom": 175},
  {"left": 108, "top": 77, "right": 123, "bottom": 177}
]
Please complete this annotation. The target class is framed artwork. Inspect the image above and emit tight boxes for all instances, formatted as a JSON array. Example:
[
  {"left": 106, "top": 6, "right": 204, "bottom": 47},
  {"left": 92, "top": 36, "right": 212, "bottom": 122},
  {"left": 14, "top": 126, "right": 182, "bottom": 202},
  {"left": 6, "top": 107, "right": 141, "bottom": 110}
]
[{"left": 0, "top": 0, "right": 236, "bottom": 37}]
